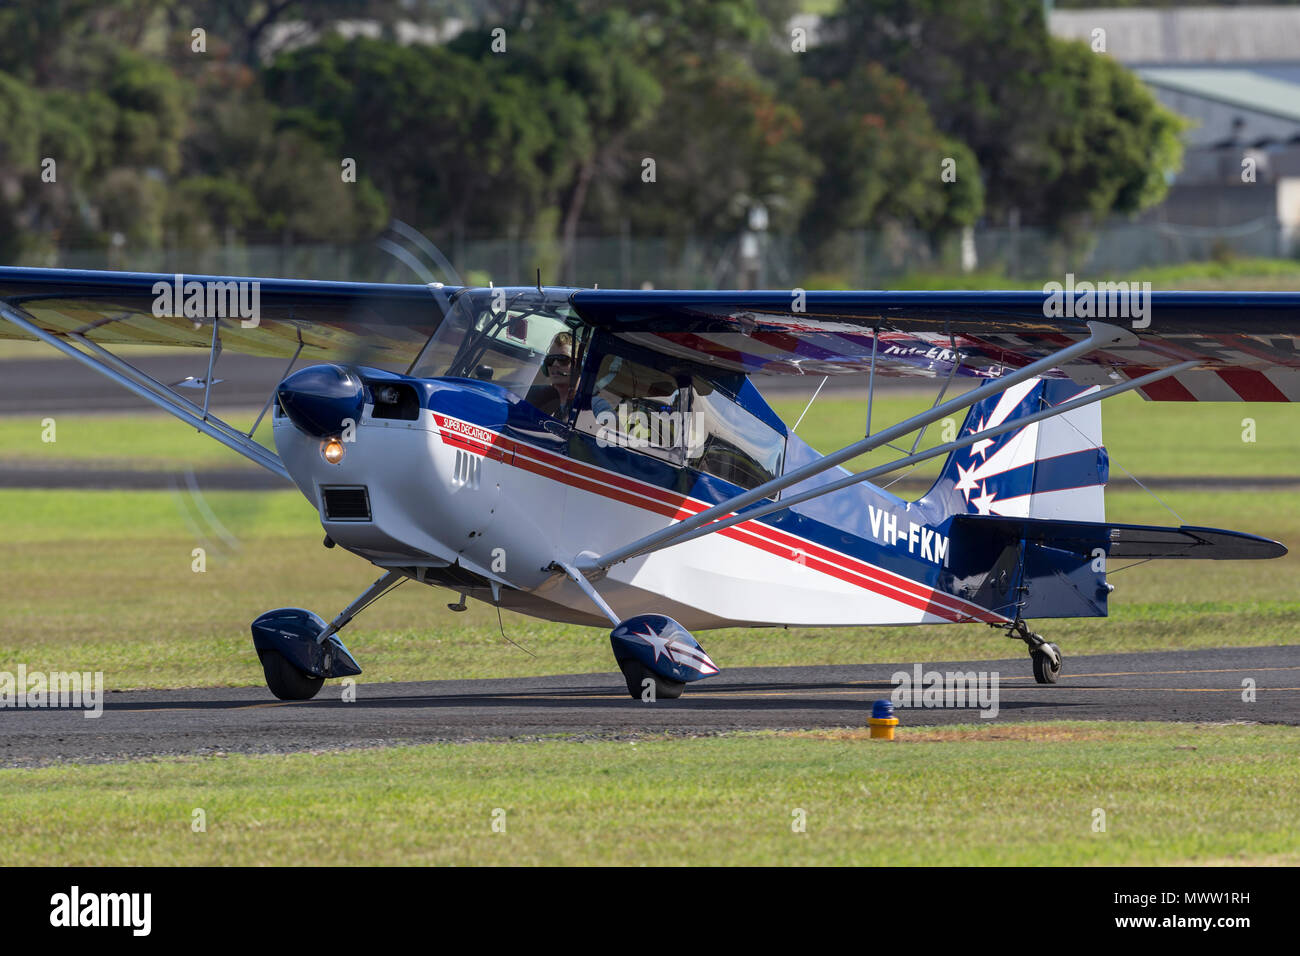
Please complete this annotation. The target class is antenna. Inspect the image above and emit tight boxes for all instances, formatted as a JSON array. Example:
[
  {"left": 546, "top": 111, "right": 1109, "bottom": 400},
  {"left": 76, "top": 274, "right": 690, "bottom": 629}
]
[{"left": 536, "top": 267, "right": 542, "bottom": 292}]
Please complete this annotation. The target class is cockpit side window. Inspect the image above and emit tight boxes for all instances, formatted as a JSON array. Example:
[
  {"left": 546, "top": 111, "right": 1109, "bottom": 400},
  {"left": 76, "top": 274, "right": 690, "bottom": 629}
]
[
  {"left": 575, "top": 353, "right": 686, "bottom": 466},
  {"left": 407, "top": 288, "right": 580, "bottom": 400},
  {"left": 685, "top": 377, "right": 785, "bottom": 491}
]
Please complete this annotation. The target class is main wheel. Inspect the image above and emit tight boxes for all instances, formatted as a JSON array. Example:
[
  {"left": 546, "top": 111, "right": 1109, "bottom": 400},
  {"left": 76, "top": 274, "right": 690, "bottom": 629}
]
[
  {"left": 618, "top": 659, "right": 685, "bottom": 700},
  {"left": 259, "top": 650, "right": 325, "bottom": 700},
  {"left": 1031, "top": 643, "right": 1062, "bottom": 685}
]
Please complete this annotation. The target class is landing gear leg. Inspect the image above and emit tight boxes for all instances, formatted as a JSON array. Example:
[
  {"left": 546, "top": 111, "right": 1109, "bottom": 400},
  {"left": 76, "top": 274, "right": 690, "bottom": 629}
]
[
  {"left": 250, "top": 569, "right": 404, "bottom": 700},
  {"left": 548, "top": 559, "right": 719, "bottom": 700},
  {"left": 1005, "top": 619, "right": 1062, "bottom": 684}
]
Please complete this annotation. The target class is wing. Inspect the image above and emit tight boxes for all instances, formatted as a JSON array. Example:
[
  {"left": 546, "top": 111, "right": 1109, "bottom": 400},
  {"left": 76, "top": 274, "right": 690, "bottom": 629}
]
[
  {"left": 0, "top": 266, "right": 457, "bottom": 369},
  {"left": 568, "top": 289, "right": 1300, "bottom": 401}
]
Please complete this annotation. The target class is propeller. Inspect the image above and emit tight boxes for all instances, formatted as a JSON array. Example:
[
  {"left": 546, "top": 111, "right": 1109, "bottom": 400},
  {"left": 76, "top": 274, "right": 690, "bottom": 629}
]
[{"left": 325, "top": 220, "right": 465, "bottom": 373}]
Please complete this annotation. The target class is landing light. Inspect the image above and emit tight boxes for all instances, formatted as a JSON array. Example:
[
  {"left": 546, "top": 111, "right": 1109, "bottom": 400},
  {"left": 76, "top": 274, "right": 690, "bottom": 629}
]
[{"left": 322, "top": 438, "right": 345, "bottom": 464}]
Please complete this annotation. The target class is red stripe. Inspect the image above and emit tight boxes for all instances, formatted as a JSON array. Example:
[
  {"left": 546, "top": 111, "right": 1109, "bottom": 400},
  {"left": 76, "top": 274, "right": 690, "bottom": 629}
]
[
  {"left": 434, "top": 414, "right": 1008, "bottom": 623},
  {"left": 750, "top": 330, "right": 806, "bottom": 354},
  {"left": 655, "top": 332, "right": 750, "bottom": 367},
  {"left": 1216, "top": 368, "right": 1290, "bottom": 403},
  {"left": 512, "top": 442, "right": 692, "bottom": 511},
  {"left": 448, "top": 421, "right": 1000, "bottom": 622},
  {"left": 468, "top": 424, "right": 995, "bottom": 621},
  {"left": 1124, "top": 367, "right": 1197, "bottom": 402}
]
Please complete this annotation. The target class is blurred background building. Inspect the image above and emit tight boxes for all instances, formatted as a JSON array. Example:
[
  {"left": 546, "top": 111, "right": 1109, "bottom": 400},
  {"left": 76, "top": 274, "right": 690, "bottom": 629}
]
[{"left": 1052, "top": 4, "right": 1300, "bottom": 269}]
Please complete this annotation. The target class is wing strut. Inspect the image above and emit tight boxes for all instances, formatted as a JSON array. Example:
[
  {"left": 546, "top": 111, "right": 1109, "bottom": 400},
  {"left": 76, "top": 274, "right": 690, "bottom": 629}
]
[
  {"left": 201, "top": 315, "right": 221, "bottom": 421},
  {"left": 0, "top": 301, "right": 290, "bottom": 480},
  {"left": 247, "top": 329, "right": 304, "bottom": 439},
  {"left": 864, "top": 326, "right": 877, "bottom": 437},
  {"left": 578, "top": 320, "right": 1137, "bottom": 573},
  {"left": 910, "top": 336, "right": 962, "bottom": 455},
  {"left": 589, "top": 360, "right": 1197, "bottom": 568}
]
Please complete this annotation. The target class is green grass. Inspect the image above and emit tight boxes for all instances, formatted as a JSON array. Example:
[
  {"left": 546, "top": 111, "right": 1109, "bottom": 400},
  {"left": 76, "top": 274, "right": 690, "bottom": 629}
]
[
  {"left": 1, "top": 722, "right": 1296, "bottom": 865},
  {"left": 0, "top": 484, "right": 1295, "bottom": 690},
  {"left": 0, "top": 339, "right": 190, "bottom": 360},
  {"left": 768, "top": 390, "right": 1300, "bottom": 479},
  {"left": 0, "top": 410, "right": 272, "bottom": 469},
  {"left": 2, "top": 389, "right": 1293, "bottom": 479}
]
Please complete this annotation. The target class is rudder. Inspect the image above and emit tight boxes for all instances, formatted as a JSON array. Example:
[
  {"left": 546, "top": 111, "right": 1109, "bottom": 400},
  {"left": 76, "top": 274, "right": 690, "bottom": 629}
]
[{"left": 922, "top": 377, "right": 1108, "bottom": 522}]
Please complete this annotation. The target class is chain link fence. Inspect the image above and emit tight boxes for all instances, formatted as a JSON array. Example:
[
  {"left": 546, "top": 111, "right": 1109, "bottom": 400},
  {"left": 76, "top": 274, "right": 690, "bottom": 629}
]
[{"left": 31, "top": 217, "right": 1297, "bottom": 289}]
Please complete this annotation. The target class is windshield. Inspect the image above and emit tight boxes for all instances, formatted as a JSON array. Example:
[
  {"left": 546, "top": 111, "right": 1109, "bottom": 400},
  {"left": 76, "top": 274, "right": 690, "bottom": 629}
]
[{"left": 409, "top": 288, "right": 580, "bottom": 397}]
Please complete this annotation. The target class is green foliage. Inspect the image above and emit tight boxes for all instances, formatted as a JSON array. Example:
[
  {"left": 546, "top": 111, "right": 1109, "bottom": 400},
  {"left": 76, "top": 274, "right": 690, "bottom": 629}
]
[
  {"left": 824, "top": 0, "right": 1186, "bottom": 230},
  {"left": 617, "top": 51, "right": 814, "bottom": 237},
  {"left": 0, "top": 0, "right": 1195, "bottom": 262},
  {"left": 793, "top": 64, "right": 983, "bottom": 252},
  {"left": 266, "top": 35, "right": 563, "bottom": 235},
  {"left": 1033, "top": 38, "right": 1187, "bottom": 227}
]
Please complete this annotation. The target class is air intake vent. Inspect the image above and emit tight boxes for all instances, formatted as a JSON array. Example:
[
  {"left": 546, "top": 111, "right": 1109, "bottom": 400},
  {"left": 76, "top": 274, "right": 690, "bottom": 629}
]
[{"left": 321, "top": 485, "right": 371, "bottom": 521}]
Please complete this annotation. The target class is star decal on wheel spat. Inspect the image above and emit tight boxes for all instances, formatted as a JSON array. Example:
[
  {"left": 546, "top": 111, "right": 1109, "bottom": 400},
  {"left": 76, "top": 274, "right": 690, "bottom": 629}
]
[
  {"left": 622, "top": 624, "right": 719, "bottom": 676},
  {"left": 634, "top": 625, "right": 677, "bottom": 665}
]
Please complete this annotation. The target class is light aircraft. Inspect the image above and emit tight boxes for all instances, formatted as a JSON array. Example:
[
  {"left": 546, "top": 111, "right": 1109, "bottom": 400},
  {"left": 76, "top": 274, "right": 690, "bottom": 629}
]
[{"left": 1, "top": 268, "right": 1293, "bottom": 700}]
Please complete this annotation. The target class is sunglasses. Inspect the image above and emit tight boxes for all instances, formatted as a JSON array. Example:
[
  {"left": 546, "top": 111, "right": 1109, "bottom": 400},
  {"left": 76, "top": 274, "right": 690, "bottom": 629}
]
[{"left": 545, "top": 354, "right": 572, "bottom": 369}]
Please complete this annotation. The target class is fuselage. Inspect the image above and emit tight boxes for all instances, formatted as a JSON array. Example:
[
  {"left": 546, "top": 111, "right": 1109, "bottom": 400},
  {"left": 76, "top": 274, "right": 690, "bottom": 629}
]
[{"left": 273, "top": 368, "right": 1017, "bottom": 631}]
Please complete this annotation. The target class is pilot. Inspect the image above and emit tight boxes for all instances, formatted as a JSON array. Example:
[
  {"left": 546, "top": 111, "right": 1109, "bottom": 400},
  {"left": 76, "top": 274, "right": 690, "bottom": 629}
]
[{"left": 525, "top": 332, "right": 575, "bottom": 419}]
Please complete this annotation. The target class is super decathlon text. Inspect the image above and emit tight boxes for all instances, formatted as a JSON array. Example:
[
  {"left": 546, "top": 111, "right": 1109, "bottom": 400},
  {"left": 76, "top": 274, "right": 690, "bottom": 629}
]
[{"left": 867, "top": 506, "right": 949, "bottom": 566}]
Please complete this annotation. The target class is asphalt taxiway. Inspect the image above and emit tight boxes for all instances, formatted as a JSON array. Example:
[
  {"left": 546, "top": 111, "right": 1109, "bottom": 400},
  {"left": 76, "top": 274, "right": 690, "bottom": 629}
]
[{"left": 2, "top": 645, "right": 1295, "bottom": 766}]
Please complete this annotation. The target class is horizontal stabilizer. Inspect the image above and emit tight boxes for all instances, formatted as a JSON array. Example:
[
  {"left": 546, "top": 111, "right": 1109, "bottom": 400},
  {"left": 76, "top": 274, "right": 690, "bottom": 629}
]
[{"left": 952, "top": 515, "right": 1287, "bottom": 560}]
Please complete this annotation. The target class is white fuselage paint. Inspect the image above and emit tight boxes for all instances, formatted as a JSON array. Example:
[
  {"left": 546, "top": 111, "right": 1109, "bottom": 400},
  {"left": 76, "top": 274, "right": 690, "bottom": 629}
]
[{"left": 274, "top": 407, "right": 1003, "bottom": 631}]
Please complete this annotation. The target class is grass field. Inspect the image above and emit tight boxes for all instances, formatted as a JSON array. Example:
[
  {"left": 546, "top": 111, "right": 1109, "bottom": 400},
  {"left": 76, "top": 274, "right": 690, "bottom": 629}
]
[
  {"left": 1, "top": 722, "right": 1296, "bottom": 865},
  {"left": 1, "top": 384, "right": 1296, "bottom": 689},
  {"left": 768, "top": 391, "right": 1300, "bottom": 479},
  {"left": 0, "top": 483, "right": 1295, "bottom": 689},
  {"left": 2, "top": 389, "right": 1293, "bottom": 479},
  {"left": 0, "top": 410, "right": 274, "bottom": 469},
  {"left": 0, "top": 339, "right": 184, "bottom": 360},
  {"left": 871, "top": 257, "right": 1300, "bottom": 292}
]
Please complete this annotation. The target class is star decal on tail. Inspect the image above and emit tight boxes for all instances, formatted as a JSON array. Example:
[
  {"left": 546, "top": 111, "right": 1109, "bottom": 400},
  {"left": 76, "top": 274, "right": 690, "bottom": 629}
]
[
  {"left": 969, "top": 483, "right": 998, "bottom": 516},
  {"left": 967, "top": 416, "right": 995, "bottom": 460},
  {"left": 954, "top": 461, "right": 981, "bottom": 500}
]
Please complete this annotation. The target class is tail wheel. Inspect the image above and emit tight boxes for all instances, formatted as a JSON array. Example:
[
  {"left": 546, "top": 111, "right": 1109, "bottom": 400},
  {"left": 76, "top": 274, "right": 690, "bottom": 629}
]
[
  {"left": 259, "top": 650, "right": 325, "bottom": 700},
  {"left": 618, "top": 659, "right": 685, "bottom": 700},
  {"left": 1032, "top": 643, "right": 1063, "bottom": 684}
]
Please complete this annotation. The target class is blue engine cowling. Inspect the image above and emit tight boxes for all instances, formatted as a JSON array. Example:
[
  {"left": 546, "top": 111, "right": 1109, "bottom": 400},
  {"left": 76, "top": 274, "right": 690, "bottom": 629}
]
[
  {"left": 250, "top": 607, "right": 362, "bottom": 679},
  {"left": 610, "top": 614, "right": 719, "bottom": 684},
  {"left": 276, "top": 364, "right": 365, "bottom": 438}
]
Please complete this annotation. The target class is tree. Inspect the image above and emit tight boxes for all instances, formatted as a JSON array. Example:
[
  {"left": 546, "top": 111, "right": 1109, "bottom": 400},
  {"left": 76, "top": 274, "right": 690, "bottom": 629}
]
[
  {"left": 452, "top": 8, "right": 663, "bottom": 277},
  {"left": 264, "top": 35, "right": 566, "bottom": 238},
  {"left": 614, "top": 51, "right": 815, "bottom": 240},
  {"left": 821, "top": 0, "right": 1184, "bottom": 228},
  {"left": 792, "top": 64, "right": 982, "bottom": 259}
]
